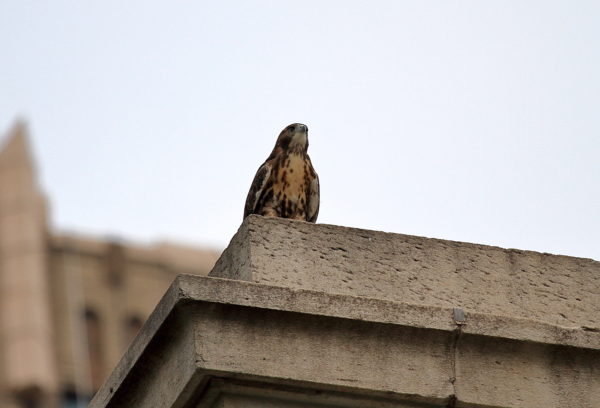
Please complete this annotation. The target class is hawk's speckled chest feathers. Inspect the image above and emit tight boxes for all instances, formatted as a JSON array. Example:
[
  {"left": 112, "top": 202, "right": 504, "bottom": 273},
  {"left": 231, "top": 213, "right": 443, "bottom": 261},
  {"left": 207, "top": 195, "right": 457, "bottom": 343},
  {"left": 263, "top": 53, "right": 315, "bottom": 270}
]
[{"left": 269, "top": 152, "right": 312, "bottom": 218}]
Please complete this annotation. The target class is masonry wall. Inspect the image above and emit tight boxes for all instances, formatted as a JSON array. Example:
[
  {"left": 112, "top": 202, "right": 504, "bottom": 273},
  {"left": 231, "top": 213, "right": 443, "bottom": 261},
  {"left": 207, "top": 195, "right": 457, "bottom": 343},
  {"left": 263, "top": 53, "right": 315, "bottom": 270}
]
[{"left": 91, "top": 216, "right": 600, "bottom": 408}]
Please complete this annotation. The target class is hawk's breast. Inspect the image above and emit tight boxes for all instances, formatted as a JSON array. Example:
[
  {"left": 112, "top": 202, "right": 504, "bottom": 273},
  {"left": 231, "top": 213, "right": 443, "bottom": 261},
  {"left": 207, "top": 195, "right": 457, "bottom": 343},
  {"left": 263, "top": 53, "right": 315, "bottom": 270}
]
[{"left": 273, "top": 153, "right": 309, "bottom": 217}]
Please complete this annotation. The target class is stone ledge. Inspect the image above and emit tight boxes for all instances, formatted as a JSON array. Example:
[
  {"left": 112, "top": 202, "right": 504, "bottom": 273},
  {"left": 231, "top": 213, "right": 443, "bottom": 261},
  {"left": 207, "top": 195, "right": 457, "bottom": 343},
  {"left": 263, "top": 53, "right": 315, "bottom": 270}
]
[
  {"left": 210, "top": 216, "right": 600, "bottom": 329},
  {"left": 90, "top": 275, "right": 600, "bottom": 408},
  {"left": 176, "top": 275, "right": 599, "bottom": 350}
]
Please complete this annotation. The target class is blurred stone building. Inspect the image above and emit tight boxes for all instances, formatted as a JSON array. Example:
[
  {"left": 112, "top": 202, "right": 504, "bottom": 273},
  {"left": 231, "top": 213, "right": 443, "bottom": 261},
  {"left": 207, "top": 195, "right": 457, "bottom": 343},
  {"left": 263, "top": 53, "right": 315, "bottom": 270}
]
[{"left": 0, "top": 122, "right": 221, "bottom": 408}]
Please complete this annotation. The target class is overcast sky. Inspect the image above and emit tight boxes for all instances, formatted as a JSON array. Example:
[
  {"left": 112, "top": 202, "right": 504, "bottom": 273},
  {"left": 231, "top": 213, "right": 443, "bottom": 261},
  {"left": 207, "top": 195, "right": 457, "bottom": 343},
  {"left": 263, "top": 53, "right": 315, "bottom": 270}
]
[{"left": 1, "top": 1, "right": 599, "bottom": 260}]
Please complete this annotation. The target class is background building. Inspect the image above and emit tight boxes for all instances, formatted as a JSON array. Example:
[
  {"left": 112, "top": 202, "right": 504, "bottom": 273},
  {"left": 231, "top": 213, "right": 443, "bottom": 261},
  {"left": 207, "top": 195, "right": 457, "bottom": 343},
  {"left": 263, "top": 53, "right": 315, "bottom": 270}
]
[{"left": 0, "top": 121, "right": 221, "bottom": 408}]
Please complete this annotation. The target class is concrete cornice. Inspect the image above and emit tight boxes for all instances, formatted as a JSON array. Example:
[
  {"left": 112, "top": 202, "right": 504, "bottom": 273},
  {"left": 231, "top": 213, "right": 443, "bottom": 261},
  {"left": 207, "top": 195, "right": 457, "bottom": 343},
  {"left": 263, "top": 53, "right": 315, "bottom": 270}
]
[
  {"left": 175, "top": 275, "right": 600, "bottom": 350},
  {"left": 90, "top": 275, "right": 600, "bottom": 408}
]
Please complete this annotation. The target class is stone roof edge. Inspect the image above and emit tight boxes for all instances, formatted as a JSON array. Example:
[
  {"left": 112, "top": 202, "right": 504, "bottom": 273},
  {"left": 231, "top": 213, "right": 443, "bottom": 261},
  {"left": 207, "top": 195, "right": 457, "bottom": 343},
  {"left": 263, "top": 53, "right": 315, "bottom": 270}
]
[
  {"left": 90, "top": 273, "right": 600, "bottom": 407},
  {"left": 176, "top": 274, "right": 600, "bottom": 351}
]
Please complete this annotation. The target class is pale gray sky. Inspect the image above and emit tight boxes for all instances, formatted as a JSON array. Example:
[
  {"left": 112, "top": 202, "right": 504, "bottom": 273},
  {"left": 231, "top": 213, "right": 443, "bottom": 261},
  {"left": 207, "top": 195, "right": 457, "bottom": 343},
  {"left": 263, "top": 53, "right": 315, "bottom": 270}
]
[{"left": 1, "top": 1, "right": 599, "bottom": 259}]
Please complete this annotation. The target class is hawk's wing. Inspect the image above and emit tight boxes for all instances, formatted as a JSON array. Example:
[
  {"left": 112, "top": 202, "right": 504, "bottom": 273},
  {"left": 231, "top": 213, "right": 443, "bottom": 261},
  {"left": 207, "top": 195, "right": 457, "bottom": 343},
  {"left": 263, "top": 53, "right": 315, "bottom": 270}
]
[
  {"left": 307, "top": 173, "right": 320, "bottom": 223},
  {"left": 244, "top": 161, "right": 272, "bottom": 219}
]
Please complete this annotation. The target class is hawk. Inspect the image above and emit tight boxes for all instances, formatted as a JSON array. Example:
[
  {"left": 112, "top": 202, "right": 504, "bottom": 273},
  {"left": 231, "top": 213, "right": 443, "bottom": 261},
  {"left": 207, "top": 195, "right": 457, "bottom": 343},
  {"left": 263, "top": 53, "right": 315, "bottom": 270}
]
[{"left": 244, "top": 123, "right": 320, "bottom": 222}]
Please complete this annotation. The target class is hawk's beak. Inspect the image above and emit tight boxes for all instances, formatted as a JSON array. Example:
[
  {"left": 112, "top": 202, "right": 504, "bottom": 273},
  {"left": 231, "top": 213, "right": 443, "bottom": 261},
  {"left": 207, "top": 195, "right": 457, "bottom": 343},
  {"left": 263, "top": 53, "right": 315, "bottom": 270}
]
[{"left": 295, "top": 124, "right": 308, "bottom": 133}]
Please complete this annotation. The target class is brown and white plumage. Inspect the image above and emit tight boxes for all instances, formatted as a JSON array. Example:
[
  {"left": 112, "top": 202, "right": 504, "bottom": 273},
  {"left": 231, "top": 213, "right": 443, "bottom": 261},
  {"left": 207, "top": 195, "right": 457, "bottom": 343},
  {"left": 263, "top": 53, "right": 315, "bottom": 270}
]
[{"left": 244, "top": 123, "right": 320, "bottom": 222}]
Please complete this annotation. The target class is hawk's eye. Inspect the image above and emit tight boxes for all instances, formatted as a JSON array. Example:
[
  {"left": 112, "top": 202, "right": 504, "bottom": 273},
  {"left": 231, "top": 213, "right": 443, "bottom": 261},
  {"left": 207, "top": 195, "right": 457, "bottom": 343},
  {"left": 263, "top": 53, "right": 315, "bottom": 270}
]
[{"left": 289, "top": 125, "right": 295, "bottom": 132}]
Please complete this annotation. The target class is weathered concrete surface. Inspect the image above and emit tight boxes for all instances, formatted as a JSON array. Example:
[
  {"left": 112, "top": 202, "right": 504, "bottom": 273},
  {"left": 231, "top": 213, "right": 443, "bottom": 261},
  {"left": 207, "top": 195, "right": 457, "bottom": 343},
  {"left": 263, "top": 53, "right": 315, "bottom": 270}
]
[
  {"left": 456, "top": 335, "right": 600, "bottom": 408},
  {"left": 90, "top": 275, "right": 600, "bottom": 408},
  {"left": 91, "top": 217, "right": 600, "bottom": 408},
  {"left": 210, "top": 215, "right": 600, "bottom": 329}
]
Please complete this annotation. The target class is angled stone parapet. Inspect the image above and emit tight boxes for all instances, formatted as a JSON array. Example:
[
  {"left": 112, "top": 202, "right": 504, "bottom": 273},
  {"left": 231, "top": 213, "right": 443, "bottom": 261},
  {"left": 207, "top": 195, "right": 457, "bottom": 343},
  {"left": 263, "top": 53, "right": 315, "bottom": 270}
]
[
  {"left": 90, "top": 217, "right": 600, "bottom": 408},
  {"left": 210, "top": 215, "right": 600, "bottom": 329}
]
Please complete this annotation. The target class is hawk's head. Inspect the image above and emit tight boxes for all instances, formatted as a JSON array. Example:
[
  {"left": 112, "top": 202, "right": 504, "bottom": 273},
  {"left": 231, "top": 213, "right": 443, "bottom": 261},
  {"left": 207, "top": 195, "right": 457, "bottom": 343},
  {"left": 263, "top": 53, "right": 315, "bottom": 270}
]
[{"left": 275, "top": 123, "right": 309, "bottom": 154}]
